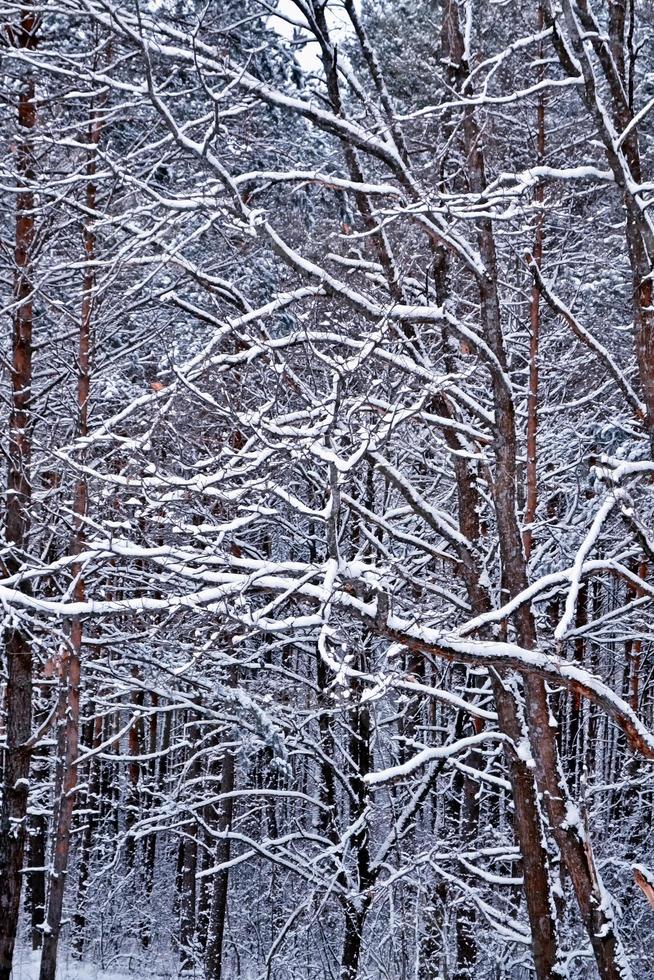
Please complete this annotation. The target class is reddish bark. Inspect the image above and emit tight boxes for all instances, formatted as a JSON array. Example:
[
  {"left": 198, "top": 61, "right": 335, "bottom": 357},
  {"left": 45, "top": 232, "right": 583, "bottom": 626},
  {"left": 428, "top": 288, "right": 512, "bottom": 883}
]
[
  {"left": 627, "top": 562, "right": 648, "bottom": 714},
  {"left": 0, "top": 10, "right": 38, "bottom": 978},
  {"left": 39, "top": 109, "right": 99, "bottom": 980},
  {"left": 441, "top": 3, "right": 630, "bottom": 976},
  {"left": 524, "top": 13, "right": 546, "bottom": 561}
]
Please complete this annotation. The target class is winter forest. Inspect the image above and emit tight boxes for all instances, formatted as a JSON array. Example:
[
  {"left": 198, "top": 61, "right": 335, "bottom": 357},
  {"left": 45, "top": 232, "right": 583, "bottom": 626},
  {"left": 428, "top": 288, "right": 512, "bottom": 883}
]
[{"left": 4, "top": 0, "right": 654, "bottom": 978}]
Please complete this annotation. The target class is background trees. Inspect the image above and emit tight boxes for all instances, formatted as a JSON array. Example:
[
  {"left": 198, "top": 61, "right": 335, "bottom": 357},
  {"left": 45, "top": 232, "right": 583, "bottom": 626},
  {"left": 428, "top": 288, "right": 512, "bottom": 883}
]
[{"left": 1, "top": 1, "right": 654, "bottom": 978}]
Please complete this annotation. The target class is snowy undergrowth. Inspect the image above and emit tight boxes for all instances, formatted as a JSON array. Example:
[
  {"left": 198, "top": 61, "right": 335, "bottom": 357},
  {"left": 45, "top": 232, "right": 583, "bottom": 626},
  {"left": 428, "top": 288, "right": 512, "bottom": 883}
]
[{"left": 9, "top": 949, "right": 180, "bottom": 980}]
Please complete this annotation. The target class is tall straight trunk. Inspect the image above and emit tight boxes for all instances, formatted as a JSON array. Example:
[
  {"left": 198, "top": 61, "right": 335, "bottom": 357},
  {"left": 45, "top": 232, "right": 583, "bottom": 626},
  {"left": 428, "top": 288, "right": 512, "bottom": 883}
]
[
  {"left": 38, "top": 111, "right": 98, "bottom": 980},
  {"left": 627, "top": 561, "right": 647, "bottom": 713},
  {"left": 0, "top": 10, "right": 38, "bottom": 979},
  {"left": 179, "top": 722, "right": 201, "bottom": 970},
  {"left": 27, "top": 507, "right": 64, "bottom": 953},
  {"left": 143, "top": 692, "right": 160, "bottom": 898},
  {"left": 431, "top": 268, "right": 560, "bottom": 980},
  {"left": 72, "top": 710, "right": 103, "bottom": 958},
  {"left": 339, "top": 667, "right": 372, "bottom": 980},
  {"left": 441, "top": 3, "right": 630, "bottom": 976},
  {"left": 341, "top": 904, "right": 367, "bottom": 980},
  {"left": 204, "top": 745, "right": 235, "bottom": 980},
  {"left": 26, "top": 810, "right": 47, "bottom": 950},
  {"left": 568, "top": 587, "right": 588, "bottom": 788},
  {"left": 204, "top": 666, "right": 237, "bottom": 980},
  {"left": 316, "top": 648, "right": 338, "bottom": 841},
  {"left": 179, "top": 829, "right": 199, "bottom": 969},
  {"left": 439, "top": 398, "right": 561, "bottom": 980},
  {"left": 125, "top": 673, "right": 145, "bottom": 872},
  {"left": 449, "top": 671, "right": 482, "bottom": 979},
  {"left": 523, "top": 10, "right": 546, "bottom": 561}
]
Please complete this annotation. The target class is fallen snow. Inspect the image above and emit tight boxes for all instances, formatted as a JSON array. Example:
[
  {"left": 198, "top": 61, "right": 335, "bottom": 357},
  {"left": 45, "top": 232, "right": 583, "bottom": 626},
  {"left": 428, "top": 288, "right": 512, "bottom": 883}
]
[{"left": 9, "top": 950, "right": 177, "bottom": 980}]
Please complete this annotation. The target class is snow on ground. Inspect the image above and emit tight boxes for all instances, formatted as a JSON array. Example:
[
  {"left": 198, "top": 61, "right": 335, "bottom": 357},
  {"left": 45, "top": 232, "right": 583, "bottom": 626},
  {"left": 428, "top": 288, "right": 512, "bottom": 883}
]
[{"left": 10, "top": 950, "right": 179, "bottom": 980}]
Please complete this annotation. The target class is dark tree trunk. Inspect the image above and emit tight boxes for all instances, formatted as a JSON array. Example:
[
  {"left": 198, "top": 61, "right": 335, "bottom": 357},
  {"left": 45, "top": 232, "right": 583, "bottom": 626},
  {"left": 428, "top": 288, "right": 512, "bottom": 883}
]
[
  {"left": 26, "top": 811, "right": 47, "bottom": 950},
  {"left": 72, "top": 712, "right": 103, "bottom": 959},
  {"left": 204, "top": 663, "right": 238, "bottom": 980},
  {"left": 179, "top": 722, "right": 201, "bottom": 970},
  {"left": 143, "top": 693, "right": 160, "bottom": 899},
  {"left": 341, "top": 904, "right": 366, "bottom": 980},
  {"left": 204, "top": 746, "right": 235, "bottom": 980}
]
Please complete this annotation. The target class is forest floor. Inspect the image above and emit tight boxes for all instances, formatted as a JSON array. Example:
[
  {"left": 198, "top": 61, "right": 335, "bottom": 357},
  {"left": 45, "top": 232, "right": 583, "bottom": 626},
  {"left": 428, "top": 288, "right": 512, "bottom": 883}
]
[{"left": 10, "top": 949, "right": 181, "bottom": 979}]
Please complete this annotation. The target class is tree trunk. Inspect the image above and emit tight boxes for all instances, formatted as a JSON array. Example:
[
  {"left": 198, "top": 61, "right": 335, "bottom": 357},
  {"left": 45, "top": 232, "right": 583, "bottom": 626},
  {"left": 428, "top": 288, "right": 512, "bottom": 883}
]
[
  {"left": 204, "top": 745, "right": 235, "bottom": 980},
  {"left": 179, "top": 722, "right": 201, "bottom": 971},
  {"left": 339, "top": 666, "right": 372, "bottom": 980},
  {"left": 430, "top": 207, "right": 561, "bottom": 980},
  {"left": 72, "top": 711, "right": 103, "bottom": 958},
  {"left": 38, "top": 108, "right": 97, "bottom": 980},
  {"left": 204, "top": 663, "right": 238, "bottom": 980},
  {"left": 439, "top": 3, "right": 635, "bottom": 975},
  {"left": 0, "top": 10, "right": 38, "bottom": 978},
  {"left": 524, "top": 14, "right": 546, "bottom": 560},
  {"left": 26, "top": 811, "right": 47, "bottom": 951},
  {"left": 341, "top": 904, "right": 366, "bottom": 980}
]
